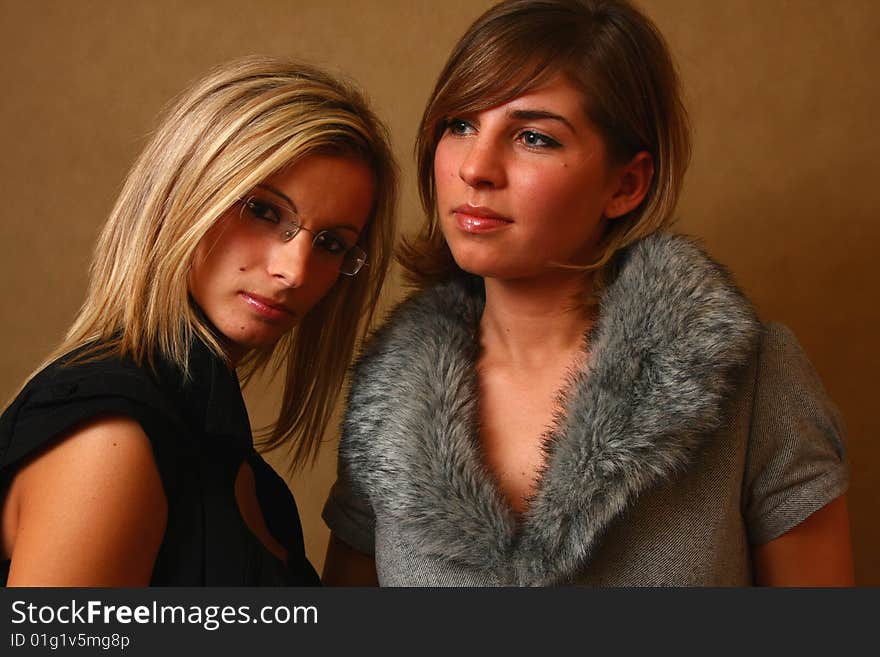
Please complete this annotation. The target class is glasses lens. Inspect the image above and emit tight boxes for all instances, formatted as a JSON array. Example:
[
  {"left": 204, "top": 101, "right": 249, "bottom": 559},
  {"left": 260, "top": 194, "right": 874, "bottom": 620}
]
[
  {"left": 241, "top": 194, "right": 301, "bottom": 241},
  {"left": 340, "top": 246, "right": 367, "bottom": 276}
]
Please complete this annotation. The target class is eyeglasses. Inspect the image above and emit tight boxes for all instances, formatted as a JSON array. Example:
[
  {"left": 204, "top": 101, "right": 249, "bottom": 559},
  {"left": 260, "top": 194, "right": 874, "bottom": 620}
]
[{"left": 238, "top": 191, "right": 367, "bottom": 276}]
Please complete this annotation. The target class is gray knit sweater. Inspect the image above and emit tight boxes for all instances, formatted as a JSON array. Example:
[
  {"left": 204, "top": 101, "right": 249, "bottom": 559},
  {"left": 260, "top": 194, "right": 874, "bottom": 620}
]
[{"left": 324, "top": 233, "right": 848, "bottom": 586}]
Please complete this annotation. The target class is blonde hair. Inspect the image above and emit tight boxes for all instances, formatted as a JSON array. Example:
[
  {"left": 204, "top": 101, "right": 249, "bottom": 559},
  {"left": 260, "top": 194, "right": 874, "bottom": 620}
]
[
  {"left": 33, "top": 56, "right": 398, "bottom": 470},
  {"left": 401, "top": 0, "right": 691, "bottom": 294}
]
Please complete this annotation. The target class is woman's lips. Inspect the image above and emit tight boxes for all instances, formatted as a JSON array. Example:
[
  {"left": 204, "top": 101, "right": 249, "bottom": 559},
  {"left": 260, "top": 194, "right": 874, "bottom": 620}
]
[
  {"left": 240, "top": 292, "right": 294, "bottom": 321},
  {"left": 453, "top": 205, "right": 512, "bottom": 234}
]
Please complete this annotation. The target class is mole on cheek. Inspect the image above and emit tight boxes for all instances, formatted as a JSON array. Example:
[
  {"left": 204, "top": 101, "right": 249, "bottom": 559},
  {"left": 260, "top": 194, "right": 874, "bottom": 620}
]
[{"left": 239, "top": 267, "right": 246, "bottom": 271}]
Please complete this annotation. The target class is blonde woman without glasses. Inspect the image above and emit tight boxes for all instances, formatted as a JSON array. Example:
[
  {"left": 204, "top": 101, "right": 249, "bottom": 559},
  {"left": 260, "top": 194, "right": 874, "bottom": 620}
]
[{"left": 0, "top": 56, "right": 397, "bottom": 586}]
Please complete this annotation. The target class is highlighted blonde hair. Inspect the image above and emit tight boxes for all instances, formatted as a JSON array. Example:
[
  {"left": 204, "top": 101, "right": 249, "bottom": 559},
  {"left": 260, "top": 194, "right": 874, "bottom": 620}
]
[
  {"left": 401, "top": 0, "right": 690, "bottom": 295},
  {"left": 36, "top": 56, "right": 398, "bottom": 469}
]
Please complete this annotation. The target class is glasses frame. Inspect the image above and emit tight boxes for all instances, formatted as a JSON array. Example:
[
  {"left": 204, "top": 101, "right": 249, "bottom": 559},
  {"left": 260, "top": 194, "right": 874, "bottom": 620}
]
[{"left": 238, "top": 193, "right": 368, "bottom": 276}]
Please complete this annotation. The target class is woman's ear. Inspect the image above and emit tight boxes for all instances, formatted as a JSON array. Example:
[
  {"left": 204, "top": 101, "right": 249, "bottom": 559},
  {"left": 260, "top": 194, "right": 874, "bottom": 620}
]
[{"left": 604, "top": 151, "right": 654, "bottom": 219}]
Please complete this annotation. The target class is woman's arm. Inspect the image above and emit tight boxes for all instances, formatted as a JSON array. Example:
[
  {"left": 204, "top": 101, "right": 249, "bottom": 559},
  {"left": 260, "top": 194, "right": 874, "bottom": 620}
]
[
  {"left": 4, "top": 415, "right": 167, "bottom": 586},
  {"left": 322, "top": 533, "right": 378, "bottom": 586},
  {"left": 752, "top": 494, "right": 854, "bottom": 586}
]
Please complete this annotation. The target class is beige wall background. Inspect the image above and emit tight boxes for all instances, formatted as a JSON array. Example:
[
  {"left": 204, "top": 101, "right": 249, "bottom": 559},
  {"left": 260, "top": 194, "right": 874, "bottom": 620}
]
[{"left": 1, "top": 0, "right": 877, "bottom": 584}]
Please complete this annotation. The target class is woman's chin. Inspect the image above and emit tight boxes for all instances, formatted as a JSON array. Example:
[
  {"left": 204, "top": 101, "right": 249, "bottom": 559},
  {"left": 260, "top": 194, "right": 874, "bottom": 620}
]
[
  {"left": 218, "top": 325, "right": 287, "bottom": 358},
  {"left": 451, "top": 250, "right": 539, "bottom": 281}
]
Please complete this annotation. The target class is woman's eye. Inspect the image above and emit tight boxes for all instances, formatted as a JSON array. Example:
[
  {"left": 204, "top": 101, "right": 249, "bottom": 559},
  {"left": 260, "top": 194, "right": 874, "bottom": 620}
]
[
  {"left": 447, "top": 119, "right": 474, "bottom": 136},
  {"left": 245, "top": 198, "right": 281, "bottom": 224},
  {"left": 313, "top": 231, "right": 349, "bottom": 255},
  {"left": 518, "top": 130, "right": 560, "bottom": 149}
]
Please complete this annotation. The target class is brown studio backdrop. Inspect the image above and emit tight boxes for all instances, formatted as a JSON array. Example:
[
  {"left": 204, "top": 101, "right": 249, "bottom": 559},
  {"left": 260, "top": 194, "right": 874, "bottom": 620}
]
[{"left": 0, "top": 0, "right": 877, "bottom": 583}]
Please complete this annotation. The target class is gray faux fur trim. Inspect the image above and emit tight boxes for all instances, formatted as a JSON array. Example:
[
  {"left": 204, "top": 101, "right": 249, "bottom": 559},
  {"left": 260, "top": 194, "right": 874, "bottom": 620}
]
[{"left": 340, "top": 233, "right": 760, "bottom": 585}]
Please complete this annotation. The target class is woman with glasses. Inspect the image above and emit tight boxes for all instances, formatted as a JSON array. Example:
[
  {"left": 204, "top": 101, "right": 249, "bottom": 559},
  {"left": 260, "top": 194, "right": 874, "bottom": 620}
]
[
  {"left": 322, "top": 0, "right": 853, "bottom": 586},
  {"left": 0, "top": 56, "right": 397, "bottom": 586}
]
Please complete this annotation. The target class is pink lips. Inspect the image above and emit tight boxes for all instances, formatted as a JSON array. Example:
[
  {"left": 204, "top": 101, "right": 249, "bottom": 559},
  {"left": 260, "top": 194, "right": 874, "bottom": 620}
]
[
  {"left": 240, "top": 292, "right": 294, "bottom": 321},
  {"left": 453, "top": 205, "right": 512, "bottom": 234}
]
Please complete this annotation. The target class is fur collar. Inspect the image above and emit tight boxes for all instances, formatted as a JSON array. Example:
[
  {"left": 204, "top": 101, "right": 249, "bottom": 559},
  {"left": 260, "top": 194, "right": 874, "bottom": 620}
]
[{"left": 340, "top": 233, "right": 760, "bottom": 585}]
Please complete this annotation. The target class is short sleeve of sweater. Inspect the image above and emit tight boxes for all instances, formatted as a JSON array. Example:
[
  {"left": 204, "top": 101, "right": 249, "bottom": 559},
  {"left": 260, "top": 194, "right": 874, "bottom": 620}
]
[
  {"left": 0, "top": 359, "right": 184, "bottom": 491},
  {"left": 743, "top": 322, "right": 849, "bottom": 546},
  {"left": 321, "top": 461, "right": 376, "bottom": 556}
]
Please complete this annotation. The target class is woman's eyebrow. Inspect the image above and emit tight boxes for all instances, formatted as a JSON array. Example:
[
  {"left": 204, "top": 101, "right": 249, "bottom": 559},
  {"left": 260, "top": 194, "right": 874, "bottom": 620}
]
[
  {"left": 256, "top": 184, "right": 297, "bottom": 212},
  {"left": 508, "top": 109, "right": 576, "bottom": 133},
  {"left": 255, "top": 183, "right": 361, "bottom": 235}
]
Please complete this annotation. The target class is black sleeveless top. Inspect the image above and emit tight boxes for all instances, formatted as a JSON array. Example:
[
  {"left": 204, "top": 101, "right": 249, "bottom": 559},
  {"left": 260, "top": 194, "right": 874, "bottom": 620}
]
[{"left": 0, "top": 339, "right": 320, "bottom": 586}]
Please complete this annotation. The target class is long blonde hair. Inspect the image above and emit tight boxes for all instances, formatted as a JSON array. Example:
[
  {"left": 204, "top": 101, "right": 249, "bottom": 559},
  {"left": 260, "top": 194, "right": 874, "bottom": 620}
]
[
  {"left": 402, "top": 0, "right": 690, "bottom": 295},
  {"left": 33, "top": 56, "right": 398, "bottom": 470}
]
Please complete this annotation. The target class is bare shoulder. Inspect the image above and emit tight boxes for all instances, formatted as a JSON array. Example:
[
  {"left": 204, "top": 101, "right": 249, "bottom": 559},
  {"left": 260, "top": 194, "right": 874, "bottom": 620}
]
[{"left": 4, "top": 415, "right": 167, "bottom": 586}]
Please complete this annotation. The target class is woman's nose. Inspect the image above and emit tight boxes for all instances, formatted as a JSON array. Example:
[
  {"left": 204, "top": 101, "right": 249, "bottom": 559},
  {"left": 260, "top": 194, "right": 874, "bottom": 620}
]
[
  {"left": 266, "top": 232, "right": 315, "bottom": 288},
  {"left": 458, "top": 136, "right": 506, "bottom": 189}
]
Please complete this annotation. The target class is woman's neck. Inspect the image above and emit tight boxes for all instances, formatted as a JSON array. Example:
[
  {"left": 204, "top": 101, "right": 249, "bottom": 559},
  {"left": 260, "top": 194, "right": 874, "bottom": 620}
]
[{"left": 479, "top": 270, "right": 595, "bottom": 369}]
